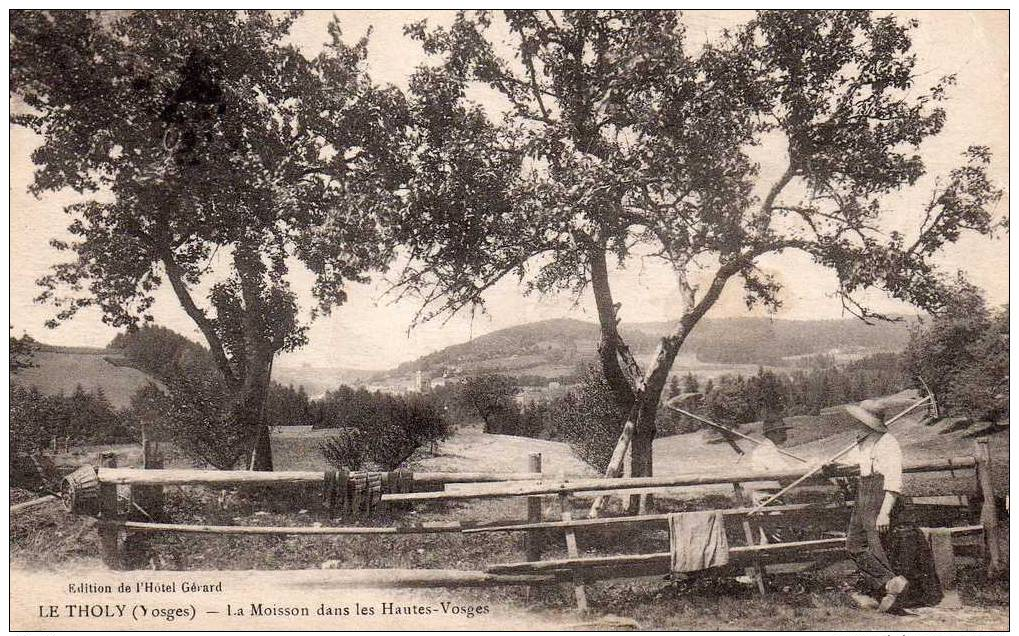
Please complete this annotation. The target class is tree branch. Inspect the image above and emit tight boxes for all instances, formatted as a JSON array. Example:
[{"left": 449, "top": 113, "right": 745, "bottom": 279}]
[
  {"left": 589, "top": 243, "right": 637, "bottom": 405},
  {"left": 159, "top": 249, "right": 238, "bottom": 387}
]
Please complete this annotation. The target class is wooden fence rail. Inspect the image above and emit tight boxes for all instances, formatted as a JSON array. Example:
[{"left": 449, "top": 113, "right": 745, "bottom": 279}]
[
  {"left": 97, "top": 468, "right": 551, "bottom": 487},
  {"left": 110, "top": 517, "right": 548, "bottom": 535},
  {"left": 380, "top": 456, "right": 977, "bottom": 503},
  {"left": 463, "top": 501, "right": 855, "bottom": 534}
]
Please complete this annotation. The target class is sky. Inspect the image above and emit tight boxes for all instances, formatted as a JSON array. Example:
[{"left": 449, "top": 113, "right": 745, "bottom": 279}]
[{"left": 8, "top": 10, "right": 1009, "bottom": 371}]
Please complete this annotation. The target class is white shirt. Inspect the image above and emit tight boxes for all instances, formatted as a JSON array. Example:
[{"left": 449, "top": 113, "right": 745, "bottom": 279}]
[{"left": 843, "top": 432, "right": 903, "bottom": 493}]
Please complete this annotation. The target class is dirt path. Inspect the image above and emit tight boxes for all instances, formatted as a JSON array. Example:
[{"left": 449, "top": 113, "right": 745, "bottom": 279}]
[
  {"left": 9, "top": 563, "right": 601, "bottom": 630},
  {"left": 11, "top": 561, "right": 1006, "bottom": 631}
]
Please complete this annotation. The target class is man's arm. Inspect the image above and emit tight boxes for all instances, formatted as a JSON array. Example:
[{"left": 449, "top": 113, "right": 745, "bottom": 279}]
[
  {"left": 876, "top": 492, "right": 897, "bottom": 532},
  {"left": 875, "top": 435, "right": 903, "bottom": 532}
]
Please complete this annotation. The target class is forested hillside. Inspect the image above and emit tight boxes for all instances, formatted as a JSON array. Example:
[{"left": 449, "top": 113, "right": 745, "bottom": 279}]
[{"left": 385, "top": 316, "right": 914, "bottom": 379}]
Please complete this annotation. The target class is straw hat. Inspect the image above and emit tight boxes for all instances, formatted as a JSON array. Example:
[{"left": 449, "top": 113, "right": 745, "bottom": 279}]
[{"left": 844, "top": 400, "right": 888, "bottom": 433}]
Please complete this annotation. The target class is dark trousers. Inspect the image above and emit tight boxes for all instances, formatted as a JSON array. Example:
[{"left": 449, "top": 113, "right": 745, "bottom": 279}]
[{"left": 846, "top": 474, "right": 898, "bottom": 594}]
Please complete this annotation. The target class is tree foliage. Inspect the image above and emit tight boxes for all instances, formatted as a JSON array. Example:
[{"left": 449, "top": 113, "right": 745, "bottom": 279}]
[
  {"left": 11, "top": 383, "right": 137, "bottom": 458},
  {"left": 120, "top": 323, "right": 317, "bottom": 465},
  {"left": 110, "top": 324, "right": 214, "bottom": 378},
  {"left": 9, "top": 330, "right": 37, "bottom": 375},
  {"left": 905, "top": 279, "right": 1009, "bottom": 425},
  {"left": 11, "top": 10, "right": 409, "bottom": 468},
  {"left": 131, "top": 374, "right": 251, "bottom": 470},
  {"left": 455, "top": 374, "right": 520, "bottom": 431},
  {"left": 316, "top": 389, "right": 451, "bottom": 470},
  {"left": 391, "top": 10, "right": 1004, "bottom": 481}
]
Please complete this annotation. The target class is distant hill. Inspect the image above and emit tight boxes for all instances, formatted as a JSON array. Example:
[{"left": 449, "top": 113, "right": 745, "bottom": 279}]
[
  {"left": 11, "top": 348, "right": 160, "bottom": 410},
  {"left": 380, "top": 315, "right": 915, "bottom": 382},
  {"left": 272, "top": 365, "right": 380, "bottom": 400},
  {"left": 390, "top": 318, "right": 600, "bottom": 378},
  {"left": 634, "top": 315, "right": 916, "bottom": 365}
]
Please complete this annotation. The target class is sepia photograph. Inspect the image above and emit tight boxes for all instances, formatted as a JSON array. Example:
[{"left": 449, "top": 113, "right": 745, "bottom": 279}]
[{"left": 8, "top": 9, "right": 1009, "bottom": 631}]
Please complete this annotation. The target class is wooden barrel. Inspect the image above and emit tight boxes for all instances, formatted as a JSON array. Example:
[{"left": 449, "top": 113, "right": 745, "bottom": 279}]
[{"left": 61, "top": 465, "right": 100, "bottom": 516}]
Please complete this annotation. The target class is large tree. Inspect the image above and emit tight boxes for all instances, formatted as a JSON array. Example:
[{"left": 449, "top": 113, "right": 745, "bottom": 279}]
[
  {"left": 905, "top": 278, "right": 1009, "bottom": 428},
  {"left": 392, "top": 10, "right": 1004, "bottom": 507},
  {"left": 457, "top": 374, "right": 519, "bottom": 432},
  {"left": 11, "top": 10, "right": 409, "bottom": 468}
]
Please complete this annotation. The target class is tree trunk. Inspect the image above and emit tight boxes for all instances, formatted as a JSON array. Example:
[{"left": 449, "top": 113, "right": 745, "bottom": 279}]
[
  {"left": 243, "top": 352, "right": 274, "bottom": 471},
  {"left": 626, "top": 346, "right": 676, "bottom": 512},
  {"left": 250, "top": 421, "right": 273, "bottom": 471},
  {"left": 232, "top": 243, "right": 278, "bottom": 472},
  {"left": 599, "top": 264, "right": 742, "bottom": 515}
]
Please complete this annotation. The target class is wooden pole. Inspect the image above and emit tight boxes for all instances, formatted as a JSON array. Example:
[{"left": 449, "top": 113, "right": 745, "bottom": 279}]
[
  {"left": 588, "top": 411, "right": 636, "bottom": 518},
  {"left": 207, "top": 567, "right": 559, "bottom": 588},
  {"left": 525, "top": 453, "right": 543, "bottom": 562},
  {"left": 116, "top": 521, "right": 474, "bottom": 535},
  {"left": 463, "top": 500, "right": 855, "bottom": 533},
  {"left": 973, "top": 439, "right": 1002, "bottom": 576},
  {"left": 559, "top": 492, "right": 588, "bottom": 612},
  {"left": 733, "top": 482, "right": 767, "bottom": 595},
  {"left": 132, "top": 425, "right": 165, "bottom": 521},
  {"left": 383, "top": 457, "right": 976, "bottom": 503},
  {"left": 488, "top": 537, "right": 847, "bottom": 575},
  {"left": 97, "top": 468, "right": 551, "bottom": 487},
  {"left": 10, "top": 495, "right": 58, "bottom": 515},
  {"left": 97, "top": 452, "right": 121, "bottom": 570}
]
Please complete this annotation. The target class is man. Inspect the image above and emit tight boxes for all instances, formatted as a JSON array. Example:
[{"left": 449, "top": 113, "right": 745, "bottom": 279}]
[{"left": 839, "top": 399, "right": 909, "bottom": 613}]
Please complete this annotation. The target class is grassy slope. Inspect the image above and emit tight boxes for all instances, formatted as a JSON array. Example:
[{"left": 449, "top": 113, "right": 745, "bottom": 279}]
[{"left": 12, "top": 350, "right": 159, "bottom": 409}]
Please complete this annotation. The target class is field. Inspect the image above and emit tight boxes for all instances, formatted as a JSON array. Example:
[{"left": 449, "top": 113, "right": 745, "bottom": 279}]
[
  {"left": 11, "top": 349, "right": 159, "bottom": 409},
  {"left": 10, "top": 405, "right": 1009, "bottom": 630}
]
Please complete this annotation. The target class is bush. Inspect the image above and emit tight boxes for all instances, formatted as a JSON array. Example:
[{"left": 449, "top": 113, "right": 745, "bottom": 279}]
[
  {"left": 317, "top": 391, "right": 452, "bottom": 471},
  {"left": 319, "top": 428, "right": 368, "bottom": 470},
  {"left": 131, "top": 373, "right": 252, "bottom": 470},
  {"left": 547, "top": 366, "right": 627, "bottom": 473}
]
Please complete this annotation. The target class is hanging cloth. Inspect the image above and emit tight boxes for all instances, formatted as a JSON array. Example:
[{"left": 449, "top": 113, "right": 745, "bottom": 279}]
[{"left": 668, "top": 510, "right": 730, "bottom": 573}]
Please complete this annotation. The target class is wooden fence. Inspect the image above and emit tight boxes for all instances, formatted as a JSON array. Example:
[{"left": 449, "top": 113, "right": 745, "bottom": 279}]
[{"left": 64, "top": 440, "right": 1003, "bottom": 612}]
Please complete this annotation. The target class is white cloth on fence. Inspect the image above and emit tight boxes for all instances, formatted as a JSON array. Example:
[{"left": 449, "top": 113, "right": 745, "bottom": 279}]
[{"left": 668, "top": 510, "right": 729, "bottom": 573}]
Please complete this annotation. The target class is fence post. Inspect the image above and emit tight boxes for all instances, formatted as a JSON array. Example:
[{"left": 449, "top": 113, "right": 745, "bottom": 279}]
[
  {"left": 559, "top": 491, "right": 588, "bottom": 613},
  {"left": 133, "top": 424, "right": 165, "bottom": 521},
  {"left": 526, "top": 453, "right": 543, "bottom": 562},
  {"left": 973, "top": 439, "right": 1001, "bottom": 576},
  {"left": 98, "top": 452, "right": 121, "bottom": 570},
  {"left": 733, "top": 481, "right": 767, "bottom": 595}
]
